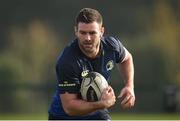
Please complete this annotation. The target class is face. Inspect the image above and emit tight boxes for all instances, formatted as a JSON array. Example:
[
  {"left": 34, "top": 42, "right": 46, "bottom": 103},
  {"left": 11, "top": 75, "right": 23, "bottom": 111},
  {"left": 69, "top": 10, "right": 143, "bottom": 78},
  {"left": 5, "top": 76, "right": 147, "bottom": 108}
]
[{"left": 75, "top": 22, "right": 104, "bottom": 58}]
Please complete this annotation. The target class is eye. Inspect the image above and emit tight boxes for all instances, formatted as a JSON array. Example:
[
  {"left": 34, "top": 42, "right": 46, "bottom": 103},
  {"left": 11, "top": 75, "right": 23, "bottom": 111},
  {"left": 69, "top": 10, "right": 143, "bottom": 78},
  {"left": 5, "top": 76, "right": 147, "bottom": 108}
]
[
  {"left": 89, "top": 31, "right": 96, "bottom": 35},
  {"left": 80, "top": 31, "right": 87, "bottom": 35}
]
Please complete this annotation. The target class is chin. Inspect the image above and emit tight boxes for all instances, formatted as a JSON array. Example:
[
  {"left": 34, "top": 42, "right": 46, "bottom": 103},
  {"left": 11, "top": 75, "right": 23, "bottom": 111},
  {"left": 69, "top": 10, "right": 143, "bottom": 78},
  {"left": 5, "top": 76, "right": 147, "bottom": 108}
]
[
  {"left": 85, "top": 49, "right": 94, "bottom": 53},
  {"left": 83, "top": 46, "right": 93, "bottom": 52}
]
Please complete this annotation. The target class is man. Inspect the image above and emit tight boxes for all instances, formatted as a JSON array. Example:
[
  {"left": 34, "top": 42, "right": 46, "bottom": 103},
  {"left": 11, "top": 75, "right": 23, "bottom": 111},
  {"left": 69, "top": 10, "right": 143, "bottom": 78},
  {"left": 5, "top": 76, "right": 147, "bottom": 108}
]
[{"left": 48, "top": 8, "right": 135, "bottom": 120}]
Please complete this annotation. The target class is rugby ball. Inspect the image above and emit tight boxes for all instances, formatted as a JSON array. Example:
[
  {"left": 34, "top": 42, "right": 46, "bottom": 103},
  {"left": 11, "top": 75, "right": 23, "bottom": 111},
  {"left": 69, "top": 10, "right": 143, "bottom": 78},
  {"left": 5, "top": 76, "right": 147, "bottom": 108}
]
[{"left": 80, "top": 72, "right": 108, "bottom": 102}]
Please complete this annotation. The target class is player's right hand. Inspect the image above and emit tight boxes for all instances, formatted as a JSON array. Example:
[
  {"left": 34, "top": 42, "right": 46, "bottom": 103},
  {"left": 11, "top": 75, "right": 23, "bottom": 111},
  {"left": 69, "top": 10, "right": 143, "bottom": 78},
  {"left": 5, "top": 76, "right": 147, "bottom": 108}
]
[{"left": 100, "top": 86, "right": 116, "bottom": 108}]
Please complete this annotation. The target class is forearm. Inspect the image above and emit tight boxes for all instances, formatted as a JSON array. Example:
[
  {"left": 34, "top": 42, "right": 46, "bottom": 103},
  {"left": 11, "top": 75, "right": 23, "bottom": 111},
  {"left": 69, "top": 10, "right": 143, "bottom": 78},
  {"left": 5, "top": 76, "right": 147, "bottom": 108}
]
[
  {"left": 117, "top": 53, "right": 135, "bottom": 109},
  {"left": 119, "top": 53, "right": 134, "bottom": 88},
  {"left": 61, "top": 86, "right": 116, "bottom": 116},
  {"left": 65, "top": 99, "right": 104, "bottom": 116},
  {"left": 60, "top": 93, "right": 106, "bottom": 116}
]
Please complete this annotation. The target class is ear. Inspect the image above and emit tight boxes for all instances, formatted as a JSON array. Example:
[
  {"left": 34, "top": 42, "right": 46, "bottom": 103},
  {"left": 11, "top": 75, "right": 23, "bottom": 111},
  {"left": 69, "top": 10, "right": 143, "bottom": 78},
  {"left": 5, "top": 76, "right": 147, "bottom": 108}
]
[
  {"left": 100, "top": 26, "right": 104, "bottom": 37},
  {"left": 74, "top": 26, "right": 78, "bottom": 36}
]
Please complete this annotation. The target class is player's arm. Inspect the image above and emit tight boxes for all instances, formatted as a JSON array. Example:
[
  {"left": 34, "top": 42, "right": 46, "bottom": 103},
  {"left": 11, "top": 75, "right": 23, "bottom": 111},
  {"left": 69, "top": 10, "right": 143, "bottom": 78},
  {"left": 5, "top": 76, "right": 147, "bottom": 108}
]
[
  {"left": 60, "top": 86, "right": 116, "bottom": 116},
  {"left": 118, "top": 48, "right": 135, "bottom": 109}
]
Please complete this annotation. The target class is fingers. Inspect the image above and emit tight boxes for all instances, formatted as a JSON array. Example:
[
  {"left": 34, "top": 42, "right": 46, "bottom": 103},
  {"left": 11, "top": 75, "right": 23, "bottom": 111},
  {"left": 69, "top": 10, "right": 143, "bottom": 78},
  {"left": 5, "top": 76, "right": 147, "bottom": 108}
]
[
  {"left": 118, "top": 86, "right": 135, "bottom": 109},
  {"left": 120, "top": 95, "right": 135, "bottom": 109},
  {"left": 118, "top": 89, "right": 124, "bottom": 98},
  {"left": 100, "top": 86, "right": 116, "bottom": 108},
  {"left": 121, "top": 95, "right": 131, "bottom": 105},
  {"left": 103, "top": 86, "right": 114, "bottom": 94}
]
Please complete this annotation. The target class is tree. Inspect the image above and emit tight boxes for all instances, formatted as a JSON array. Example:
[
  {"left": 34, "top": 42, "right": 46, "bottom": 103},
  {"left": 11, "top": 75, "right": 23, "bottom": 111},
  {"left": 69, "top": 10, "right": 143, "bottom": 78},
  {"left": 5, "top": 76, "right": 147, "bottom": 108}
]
[{"left": 150, "top": 0, "right": 180, "bottom": 84}]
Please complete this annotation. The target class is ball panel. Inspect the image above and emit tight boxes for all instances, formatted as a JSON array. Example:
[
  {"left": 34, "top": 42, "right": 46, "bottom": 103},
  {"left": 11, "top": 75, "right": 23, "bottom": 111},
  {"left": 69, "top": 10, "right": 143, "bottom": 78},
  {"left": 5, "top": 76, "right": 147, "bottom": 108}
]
[
  {"left": 80, "top": 71, "right": 108, "bottom": 101},
  {"left": 90, "top": 82, "right": 102, "bottom": 100},
  {"left": 86, "top": 86, "right": 98, "bottom": 101}
]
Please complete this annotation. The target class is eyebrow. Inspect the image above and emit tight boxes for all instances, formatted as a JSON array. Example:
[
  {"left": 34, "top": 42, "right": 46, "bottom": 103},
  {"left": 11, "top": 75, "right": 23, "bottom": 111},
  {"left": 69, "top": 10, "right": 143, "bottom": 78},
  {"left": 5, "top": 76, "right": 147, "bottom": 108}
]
[{"left": 79, "top": 30, "right": 97, "bottom": 33}]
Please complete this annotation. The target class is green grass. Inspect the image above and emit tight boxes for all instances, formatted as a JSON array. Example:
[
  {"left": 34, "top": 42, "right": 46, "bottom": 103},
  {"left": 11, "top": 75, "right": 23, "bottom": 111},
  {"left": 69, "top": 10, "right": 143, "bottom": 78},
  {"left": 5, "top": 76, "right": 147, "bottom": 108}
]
[
  {"left": 0, "top": 113, "right": 180, "bottom": 120},
  {"left": 0, "top": 113, "right": 47, "bottom": 120},
  {"left": 111, "top": 113, "right": 180, "bottom": 120}
]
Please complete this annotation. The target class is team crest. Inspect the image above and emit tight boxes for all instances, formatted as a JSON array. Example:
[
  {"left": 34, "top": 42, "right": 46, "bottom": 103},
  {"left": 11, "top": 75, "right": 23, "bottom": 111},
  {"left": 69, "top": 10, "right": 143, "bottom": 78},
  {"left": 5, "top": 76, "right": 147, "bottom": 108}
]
[{"left": 106, "top": 60, "right": 114, "bottom": 71}]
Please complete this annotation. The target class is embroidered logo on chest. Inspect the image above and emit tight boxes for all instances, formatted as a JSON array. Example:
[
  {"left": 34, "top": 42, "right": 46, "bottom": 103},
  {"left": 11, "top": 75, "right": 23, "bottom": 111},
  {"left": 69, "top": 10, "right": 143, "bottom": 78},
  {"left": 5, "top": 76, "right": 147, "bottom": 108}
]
[{"left": 106, "top": 60, "right": 114, "bottom": 71}]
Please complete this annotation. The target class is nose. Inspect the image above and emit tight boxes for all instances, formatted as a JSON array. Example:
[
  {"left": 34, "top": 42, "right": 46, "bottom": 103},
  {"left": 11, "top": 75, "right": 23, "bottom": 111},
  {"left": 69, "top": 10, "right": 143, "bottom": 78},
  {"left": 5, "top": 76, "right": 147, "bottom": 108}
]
[{"left": 84, "top": 33, "right": 91, "bottom": 41}]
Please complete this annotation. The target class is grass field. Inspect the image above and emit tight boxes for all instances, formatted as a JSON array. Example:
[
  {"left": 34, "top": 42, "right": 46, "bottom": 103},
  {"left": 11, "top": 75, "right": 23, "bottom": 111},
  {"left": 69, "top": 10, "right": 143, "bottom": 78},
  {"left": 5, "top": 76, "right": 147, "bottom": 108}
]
[
  {"left": 0, "top": 113, "right": 180, "bottom": 120},
  {"left": 111, "top": 113, "right": 180, "bottom": 120}
]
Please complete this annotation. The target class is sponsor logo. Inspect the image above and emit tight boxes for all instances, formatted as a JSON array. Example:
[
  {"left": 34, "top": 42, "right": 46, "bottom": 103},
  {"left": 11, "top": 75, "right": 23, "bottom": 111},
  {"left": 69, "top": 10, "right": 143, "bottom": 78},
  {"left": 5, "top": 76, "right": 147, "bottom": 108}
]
[
  {"left": 81, "top": 70, "right": 89, "bottom": 77},
  {"left": 59, "top": 81, "right": 76, "bottom": 87}
]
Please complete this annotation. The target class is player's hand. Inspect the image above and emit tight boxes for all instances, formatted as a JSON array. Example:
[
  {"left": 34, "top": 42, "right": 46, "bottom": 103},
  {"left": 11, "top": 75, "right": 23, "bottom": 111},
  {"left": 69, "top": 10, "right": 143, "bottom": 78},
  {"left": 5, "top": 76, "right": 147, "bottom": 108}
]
[
  {"left": 118, "top": 85, "right": 135, "bottom": 109},
  {"left": 100, "top": 86, "right": 116, "bottom": 108}
]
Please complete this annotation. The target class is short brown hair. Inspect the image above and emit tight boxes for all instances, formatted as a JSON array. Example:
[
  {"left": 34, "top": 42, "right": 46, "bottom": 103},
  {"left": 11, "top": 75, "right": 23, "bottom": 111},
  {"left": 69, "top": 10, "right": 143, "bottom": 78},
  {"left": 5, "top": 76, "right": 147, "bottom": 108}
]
[{"left": 75, "top": 8, "right": 103, "bottom": 26}]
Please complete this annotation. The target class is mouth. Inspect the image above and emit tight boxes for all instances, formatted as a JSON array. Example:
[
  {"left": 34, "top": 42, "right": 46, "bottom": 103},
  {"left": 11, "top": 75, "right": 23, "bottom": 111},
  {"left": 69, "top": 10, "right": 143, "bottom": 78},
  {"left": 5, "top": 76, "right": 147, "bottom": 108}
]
[
  {"left": 83, "top": 43, "right": 93, "bottom": 48},
  {"left": 84, "top": 45, "right": 93, "bottom": 49}
]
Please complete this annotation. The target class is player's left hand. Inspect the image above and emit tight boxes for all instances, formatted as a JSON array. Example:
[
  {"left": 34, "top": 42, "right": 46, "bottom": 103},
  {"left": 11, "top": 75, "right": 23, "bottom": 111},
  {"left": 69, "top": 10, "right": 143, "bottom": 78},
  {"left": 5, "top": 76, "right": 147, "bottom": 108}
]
[{"left": 118, "top": 85, "right": 135, "bottom": 109}]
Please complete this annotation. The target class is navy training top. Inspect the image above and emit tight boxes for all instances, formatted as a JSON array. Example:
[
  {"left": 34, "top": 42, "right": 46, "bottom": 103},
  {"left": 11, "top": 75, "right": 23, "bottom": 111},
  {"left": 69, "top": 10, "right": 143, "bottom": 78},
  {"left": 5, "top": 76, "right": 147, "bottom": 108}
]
[{"left": 48, "top": 36, "right": 126, "bottom": 120}]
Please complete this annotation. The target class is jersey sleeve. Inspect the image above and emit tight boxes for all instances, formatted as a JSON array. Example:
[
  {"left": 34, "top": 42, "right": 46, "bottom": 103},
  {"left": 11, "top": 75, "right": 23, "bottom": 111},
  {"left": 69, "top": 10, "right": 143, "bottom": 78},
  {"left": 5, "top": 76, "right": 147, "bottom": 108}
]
[
  {"left": 106, "top": 36, "right": 126, "bottom": 63},
  {"left": 115, "top": 38, "right": 126, "bottom": 63},
  {"left": 56, "top": 61, "right": 80, "bottom": 94}
]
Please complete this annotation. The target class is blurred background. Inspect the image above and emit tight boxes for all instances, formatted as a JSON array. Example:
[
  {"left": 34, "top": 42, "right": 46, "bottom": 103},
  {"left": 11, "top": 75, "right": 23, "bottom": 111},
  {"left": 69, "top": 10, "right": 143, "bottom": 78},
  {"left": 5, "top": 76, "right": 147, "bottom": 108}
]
[{"left": 0, "top": 0, "right": 180, "bottom": 119}]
